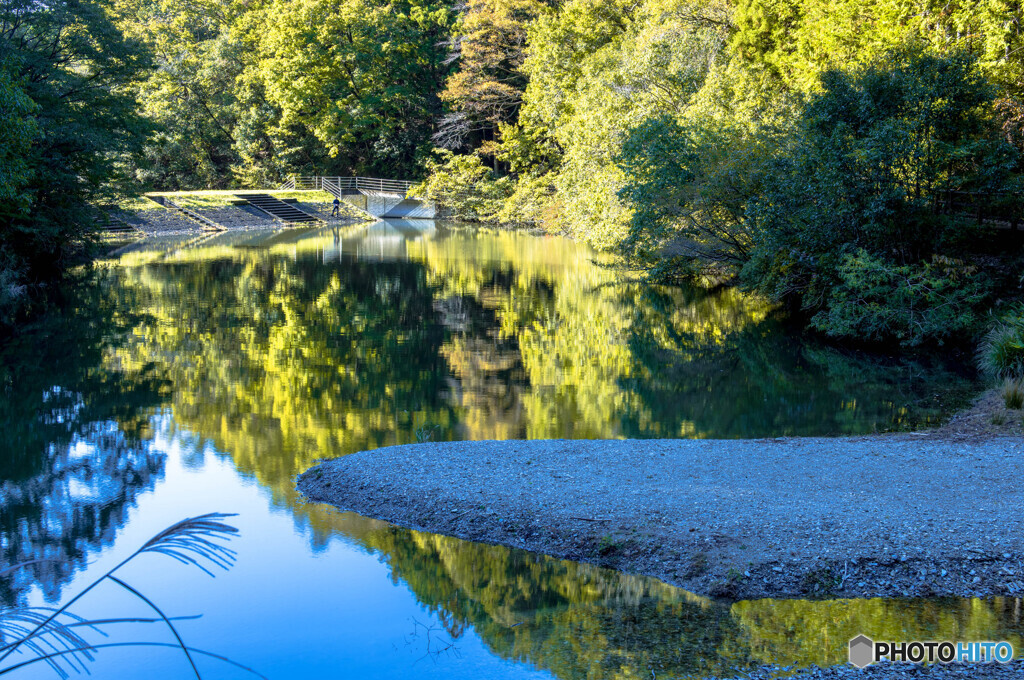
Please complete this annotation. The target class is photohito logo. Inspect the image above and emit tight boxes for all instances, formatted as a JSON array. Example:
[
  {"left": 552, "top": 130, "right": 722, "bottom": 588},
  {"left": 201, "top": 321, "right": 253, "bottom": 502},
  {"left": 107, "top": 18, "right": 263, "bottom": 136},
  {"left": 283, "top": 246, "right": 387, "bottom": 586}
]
[{"left": 849, "top": 635, "right": 1015, "bottom": 668}]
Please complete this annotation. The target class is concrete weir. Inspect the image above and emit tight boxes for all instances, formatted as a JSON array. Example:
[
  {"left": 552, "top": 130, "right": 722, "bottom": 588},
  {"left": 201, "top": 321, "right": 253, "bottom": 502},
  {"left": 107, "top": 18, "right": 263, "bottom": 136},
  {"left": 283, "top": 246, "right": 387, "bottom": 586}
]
[
  {"left": 342, "top": 192, "right": 436, "bottom": 219},
  {"left": 289, "top": 176, "right": 437, "bottom": 219}
]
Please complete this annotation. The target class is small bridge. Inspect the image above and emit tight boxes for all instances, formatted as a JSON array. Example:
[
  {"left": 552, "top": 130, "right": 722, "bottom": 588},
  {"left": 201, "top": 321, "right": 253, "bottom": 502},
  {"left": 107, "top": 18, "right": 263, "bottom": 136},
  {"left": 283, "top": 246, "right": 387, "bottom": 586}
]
[{"left": 282, "top": 176, "right": 436, "bottom": 219}]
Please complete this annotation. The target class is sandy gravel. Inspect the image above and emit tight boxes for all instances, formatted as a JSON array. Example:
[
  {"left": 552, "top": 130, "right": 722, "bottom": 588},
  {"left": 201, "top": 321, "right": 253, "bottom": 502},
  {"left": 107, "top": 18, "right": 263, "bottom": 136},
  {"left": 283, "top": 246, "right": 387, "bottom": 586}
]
[{"left": 298, "top": 436, "right": 1024, "bottom": 600}]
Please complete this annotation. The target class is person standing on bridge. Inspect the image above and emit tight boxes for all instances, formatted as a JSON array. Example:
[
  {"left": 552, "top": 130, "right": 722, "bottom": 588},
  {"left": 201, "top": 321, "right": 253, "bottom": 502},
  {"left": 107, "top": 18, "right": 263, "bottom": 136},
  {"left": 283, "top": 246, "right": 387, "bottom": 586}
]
[{"left": 331, "top": 196, "right": 341, "bottom": 217}]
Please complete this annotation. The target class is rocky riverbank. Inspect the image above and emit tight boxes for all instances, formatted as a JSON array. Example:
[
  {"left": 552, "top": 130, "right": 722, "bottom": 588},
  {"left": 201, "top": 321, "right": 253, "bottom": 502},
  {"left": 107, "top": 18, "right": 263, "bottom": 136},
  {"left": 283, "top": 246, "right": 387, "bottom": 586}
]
[{"left": 298, "top": 435, "right": 1024, "bottom": 600}]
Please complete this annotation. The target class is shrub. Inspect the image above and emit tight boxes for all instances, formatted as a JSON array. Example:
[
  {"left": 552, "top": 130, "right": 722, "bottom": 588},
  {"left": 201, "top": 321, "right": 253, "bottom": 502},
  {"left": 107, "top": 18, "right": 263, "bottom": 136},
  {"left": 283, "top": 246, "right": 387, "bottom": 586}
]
[
  {"left": 809, "top": 251, "right": 993, "bottom": 347},
  {"left": 413, "top": 151, "right": 512, "bottom": 221},
  {"left": 978, "top": 306, "right": 1024, "bottom": 378}
]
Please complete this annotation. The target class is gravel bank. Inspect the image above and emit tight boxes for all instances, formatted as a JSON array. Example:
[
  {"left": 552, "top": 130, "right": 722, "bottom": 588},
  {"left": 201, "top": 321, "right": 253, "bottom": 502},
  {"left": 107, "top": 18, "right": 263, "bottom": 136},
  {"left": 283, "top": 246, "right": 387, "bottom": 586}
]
[
  {"left": 717, "top": 662, "right": 1024, "bottom": 680},
  {"left": 298, "top": 436, "right": 1024, "bottom": 600}
]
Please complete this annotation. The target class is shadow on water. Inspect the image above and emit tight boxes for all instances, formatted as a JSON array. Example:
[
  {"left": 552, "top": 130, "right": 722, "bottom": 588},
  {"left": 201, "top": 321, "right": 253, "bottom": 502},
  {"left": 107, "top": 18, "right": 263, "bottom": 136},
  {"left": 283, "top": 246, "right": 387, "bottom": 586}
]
[{"left": 0, "top": 223, "right": 999, "bottom": 678}]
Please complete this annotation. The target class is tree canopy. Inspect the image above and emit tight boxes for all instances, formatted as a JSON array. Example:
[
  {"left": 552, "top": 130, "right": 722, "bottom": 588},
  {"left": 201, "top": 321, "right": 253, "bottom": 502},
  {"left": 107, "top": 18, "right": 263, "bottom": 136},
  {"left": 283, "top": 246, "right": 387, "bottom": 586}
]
[
  {"left": 0, "top": 0, "right": 150, "bottom": 310},
  {"left": 3, "top": 0, "right": 1023, "bottom": 344}
]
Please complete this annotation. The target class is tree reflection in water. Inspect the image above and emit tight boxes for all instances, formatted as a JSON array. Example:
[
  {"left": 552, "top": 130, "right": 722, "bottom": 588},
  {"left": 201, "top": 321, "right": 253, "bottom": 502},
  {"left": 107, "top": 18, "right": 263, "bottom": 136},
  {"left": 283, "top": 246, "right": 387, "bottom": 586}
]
[
  {"left": 102, "top": 225, "right": 977, "bottom": 512},
  {"left": 0, "top": 273, "right": 170, "bottom": 607},
  {"left": 345, "top": 517, "right": 1024, "bottom": 679},
  {"left": 1, "top": 419, "right": 165, "bottom": 607}
]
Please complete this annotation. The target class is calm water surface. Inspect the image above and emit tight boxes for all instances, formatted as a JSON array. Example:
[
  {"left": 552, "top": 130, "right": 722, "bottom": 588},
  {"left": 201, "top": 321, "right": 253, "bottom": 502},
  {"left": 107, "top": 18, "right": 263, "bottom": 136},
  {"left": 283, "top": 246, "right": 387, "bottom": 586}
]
[{"left": 1, "top": 221, "right": 1020, "bottom": 678}]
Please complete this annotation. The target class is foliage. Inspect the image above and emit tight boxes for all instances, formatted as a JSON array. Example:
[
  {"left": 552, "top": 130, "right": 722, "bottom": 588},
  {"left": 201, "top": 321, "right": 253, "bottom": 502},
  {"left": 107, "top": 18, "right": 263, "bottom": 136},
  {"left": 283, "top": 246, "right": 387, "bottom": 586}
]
[
  {"left": 729, "top": 0, "right": 799, "bottom": 77},
  {"left": 436, "top": 0, "right": 547, "bottom": 152},
  {"left": 808, "top": 251, "right": 993, "bottom": 346},
  {"left": 515, "top": 0, "right": 730, "bottom": 243},
  {"left": 413, "top": 151, "right": 513, "bottom": 220},
  {"left": 251, "top": 0, "right": 454, "bottom": 178},
  {"left": 0, "top": 0, "right": 151, "bottom": 320},
  {"left": 978, "top": 304, "right": 1024, "bottom": 378},
  {"left": 115, "top": 0, "right": 247, "bottom": 190},
  {"left": 0, "top": 514, "right": 256, "bottom": 678},
  {"left": 728, "top": 0, "right": 1024, "bottom": 94},
  {"left": 618, "top": 115, "right": 769, "bottom": 280},
  {"left": 115, "top": 0, "right": 456, "bottom": 189},
  {"left": 0, "top": 59, "right": 35, "bottom": 221},
  {"left": 738, "top": 49, "right": 1018, "bottom": 345}
]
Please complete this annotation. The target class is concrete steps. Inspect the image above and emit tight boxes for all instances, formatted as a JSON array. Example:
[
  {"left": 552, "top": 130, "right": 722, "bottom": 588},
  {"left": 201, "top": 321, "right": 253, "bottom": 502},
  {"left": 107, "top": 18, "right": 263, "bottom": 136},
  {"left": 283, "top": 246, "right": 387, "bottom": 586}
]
[{"left": 236, "top": 193, "right": 320, "bottom": 223}]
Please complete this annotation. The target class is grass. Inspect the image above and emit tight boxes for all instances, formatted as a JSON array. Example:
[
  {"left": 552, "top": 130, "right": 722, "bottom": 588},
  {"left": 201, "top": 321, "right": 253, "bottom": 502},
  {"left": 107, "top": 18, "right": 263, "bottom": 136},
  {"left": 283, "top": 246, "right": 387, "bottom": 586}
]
[
  {"left": 1001, "top": 378, "right": 1024, "bottom": 409},
  {"left": 147, "top": 191, "right": 243, "bottom": 209},
  {"left": 118, "top": 196, "right": 162, "bottom": 212},
  {"left": 799, "top": 566, "right": 842, "bottom": 597},
  {"left": 265, "top": 190, "right": 337, "bottom": 203},
  {"left": 415, "top": 424, "right": 439, "bottom": 443},
  {"left": 597, "top": 535, "right": 621, "bottom": 556},
  {"left": 685, "top": 552, "right": 709, "bottom": 577},
  {"left": 140, "top": 189, "right": 342, "bottom": 209}
]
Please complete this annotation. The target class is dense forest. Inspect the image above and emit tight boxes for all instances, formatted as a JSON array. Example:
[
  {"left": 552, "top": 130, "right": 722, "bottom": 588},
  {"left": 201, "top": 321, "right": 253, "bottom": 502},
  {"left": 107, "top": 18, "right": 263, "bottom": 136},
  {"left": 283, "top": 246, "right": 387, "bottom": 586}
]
[{"left": 1, "top": 0, "right": 1024, "bottom": 360}]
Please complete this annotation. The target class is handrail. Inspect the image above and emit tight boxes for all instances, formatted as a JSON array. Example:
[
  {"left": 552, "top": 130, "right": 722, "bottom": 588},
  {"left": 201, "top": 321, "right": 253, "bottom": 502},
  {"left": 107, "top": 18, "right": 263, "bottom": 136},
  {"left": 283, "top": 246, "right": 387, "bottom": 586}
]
[
  {"left": 321, "top": 177, "right": 342, "bottom": 197},
  {"left": 283, "top": 175, "right": 427, "bottom": 199},
  {"left": 290, "top": 176, "right": 418, "bottom": 197}
]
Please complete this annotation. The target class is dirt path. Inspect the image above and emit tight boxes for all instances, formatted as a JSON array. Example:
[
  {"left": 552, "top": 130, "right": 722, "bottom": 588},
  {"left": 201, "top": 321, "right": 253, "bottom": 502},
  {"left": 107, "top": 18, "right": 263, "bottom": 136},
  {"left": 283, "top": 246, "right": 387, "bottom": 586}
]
[{"left": 298, "top": 435, "right": 1024, "bottom": 599}]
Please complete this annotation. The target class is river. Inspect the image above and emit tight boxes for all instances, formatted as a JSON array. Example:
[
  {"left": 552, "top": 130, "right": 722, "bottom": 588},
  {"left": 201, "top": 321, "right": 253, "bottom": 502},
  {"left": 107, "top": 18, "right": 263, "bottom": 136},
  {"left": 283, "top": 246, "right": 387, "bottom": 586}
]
[{"left": 1, "top": 221, "right": 1019, "bottom": 679}]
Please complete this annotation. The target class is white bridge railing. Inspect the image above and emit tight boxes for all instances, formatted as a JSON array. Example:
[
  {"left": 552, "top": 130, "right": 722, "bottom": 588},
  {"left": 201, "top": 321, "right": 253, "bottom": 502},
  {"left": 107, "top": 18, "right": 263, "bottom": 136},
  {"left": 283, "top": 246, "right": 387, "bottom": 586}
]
[{"left": 283, "top": 176, "right": 419, "bottom": 197}]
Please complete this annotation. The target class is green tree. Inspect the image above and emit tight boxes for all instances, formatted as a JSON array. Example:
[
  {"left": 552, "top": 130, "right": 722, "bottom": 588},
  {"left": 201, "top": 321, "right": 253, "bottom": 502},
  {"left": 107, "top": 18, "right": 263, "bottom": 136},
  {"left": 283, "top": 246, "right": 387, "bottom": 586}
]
[
  {"left": 744, "top": 49, "right": 1019, "bottom": 345},
  {"left": 515, "top": 0, "right": 730, "bottom": 243},
  {"left": 252, "top": 0, "right": 454, "bottom": 178},
  {"left": 0, "top": 60, "right": 35, "bottom": 220},
  {"left": 116, "top": 0, "right": 247, "bottom": 189},
  {"left": 0, "top": 0, "right": 151, "bottom": 316},
  {"left": 617, "top": 115, "right": 769, "bottom": 280}
]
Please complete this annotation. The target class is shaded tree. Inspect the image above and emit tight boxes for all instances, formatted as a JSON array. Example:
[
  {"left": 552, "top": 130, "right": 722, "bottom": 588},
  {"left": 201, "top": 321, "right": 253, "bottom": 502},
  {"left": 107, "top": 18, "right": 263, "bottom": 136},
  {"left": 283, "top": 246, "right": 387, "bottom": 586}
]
[{"left": 0, "top": 0, "right": 151, "bottom": 310}]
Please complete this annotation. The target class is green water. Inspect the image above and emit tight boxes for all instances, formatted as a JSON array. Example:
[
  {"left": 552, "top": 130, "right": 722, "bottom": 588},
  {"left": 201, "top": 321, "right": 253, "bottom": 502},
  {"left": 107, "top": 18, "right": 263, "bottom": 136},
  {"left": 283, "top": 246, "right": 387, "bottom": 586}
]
[{"left": 1, "top": 221, "right": 1014, "bottom": 680}]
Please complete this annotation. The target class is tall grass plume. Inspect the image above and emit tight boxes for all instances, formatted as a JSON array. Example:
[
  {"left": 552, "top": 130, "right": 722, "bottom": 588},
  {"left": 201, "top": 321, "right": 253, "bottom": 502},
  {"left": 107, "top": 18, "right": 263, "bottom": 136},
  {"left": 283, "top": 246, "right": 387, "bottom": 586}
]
[
  {"left": 0, "top": 513, "right": 264, "bottom": 679},
  {"left": 1001, "top": 379, "right": 1024, "bottom": 410}
]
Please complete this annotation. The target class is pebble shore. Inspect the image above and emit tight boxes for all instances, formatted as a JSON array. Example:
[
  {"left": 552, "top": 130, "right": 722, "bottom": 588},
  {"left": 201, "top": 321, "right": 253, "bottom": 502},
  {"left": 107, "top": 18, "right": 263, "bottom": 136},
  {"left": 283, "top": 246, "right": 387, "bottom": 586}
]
[{"left": 298, "top": 436, "right": 1024, "bottom": 600}]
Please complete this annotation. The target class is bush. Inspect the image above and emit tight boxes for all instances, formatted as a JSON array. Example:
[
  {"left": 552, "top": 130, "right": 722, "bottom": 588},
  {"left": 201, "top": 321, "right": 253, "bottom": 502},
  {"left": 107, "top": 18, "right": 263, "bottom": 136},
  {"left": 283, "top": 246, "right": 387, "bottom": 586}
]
[
  {"left": 745, "top": 49, "right": 1020, "bottom": 346},
  {"left": 978, "top": 305, "right": 1024, "bottom": 378},
  {"left": 809, "top": 251, "right": 993, "bottom": 347},
  {"left": 413, "top": 151, "right": 512, "bottom": 221}
]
